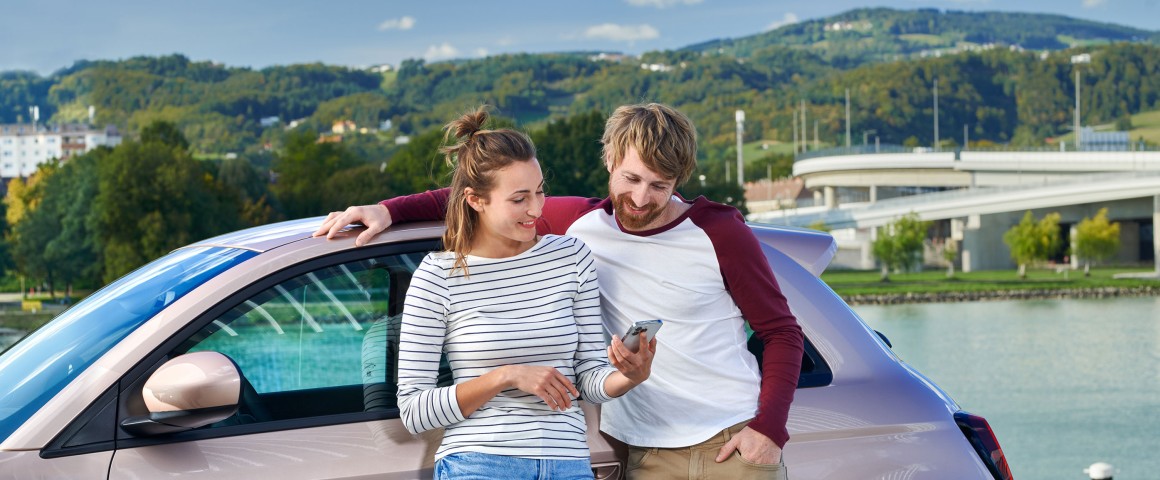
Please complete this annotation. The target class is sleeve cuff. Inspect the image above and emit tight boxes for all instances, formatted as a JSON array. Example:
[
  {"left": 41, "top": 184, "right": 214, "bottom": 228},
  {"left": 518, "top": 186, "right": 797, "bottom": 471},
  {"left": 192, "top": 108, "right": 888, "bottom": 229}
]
[{"left": 583, "top": 368, "right": 617, "bottom": 404}]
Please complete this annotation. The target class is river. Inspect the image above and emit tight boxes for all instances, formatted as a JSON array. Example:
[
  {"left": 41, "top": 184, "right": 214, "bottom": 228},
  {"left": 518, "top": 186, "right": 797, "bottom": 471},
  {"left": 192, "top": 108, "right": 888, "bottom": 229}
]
[{"left": 857, "top": 297, "right": 1160, "bottom": 480}]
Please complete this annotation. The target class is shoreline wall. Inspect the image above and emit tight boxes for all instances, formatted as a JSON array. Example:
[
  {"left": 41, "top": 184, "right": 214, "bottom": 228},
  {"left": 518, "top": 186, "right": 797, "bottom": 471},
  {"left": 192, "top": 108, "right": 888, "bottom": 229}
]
[{"left": 844, "top": 286, "right": 1160, "bottom": 305}]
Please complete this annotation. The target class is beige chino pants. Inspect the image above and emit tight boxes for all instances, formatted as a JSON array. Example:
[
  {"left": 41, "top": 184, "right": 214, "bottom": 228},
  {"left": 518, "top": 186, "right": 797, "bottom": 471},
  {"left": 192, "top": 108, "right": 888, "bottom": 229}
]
[{"left": 625, "top": 420, "right": 788, "bottom": 480}]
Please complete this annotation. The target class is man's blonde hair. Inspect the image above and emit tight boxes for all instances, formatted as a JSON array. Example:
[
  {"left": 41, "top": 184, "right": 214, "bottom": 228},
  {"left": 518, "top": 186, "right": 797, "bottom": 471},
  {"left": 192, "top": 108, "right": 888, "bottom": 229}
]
[{"left": 601, "top": 103, "right": 697, "bottom": 187}]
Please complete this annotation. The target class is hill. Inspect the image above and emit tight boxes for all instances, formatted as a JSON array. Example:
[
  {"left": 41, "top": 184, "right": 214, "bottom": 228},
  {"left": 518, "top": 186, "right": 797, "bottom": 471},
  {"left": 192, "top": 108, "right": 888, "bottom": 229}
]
[
  {"left": 3, "top": 8, "right": 1160, "bottom": 169},
  {"left": 685, "top": 7, "right": 1159, "bottom": 65}
]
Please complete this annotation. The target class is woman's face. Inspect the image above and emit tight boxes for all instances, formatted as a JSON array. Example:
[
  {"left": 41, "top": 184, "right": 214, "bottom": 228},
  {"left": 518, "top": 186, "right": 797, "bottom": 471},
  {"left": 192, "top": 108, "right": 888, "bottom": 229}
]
[{"left": 467, "top": 158, "right": 545, "bottom": 255}]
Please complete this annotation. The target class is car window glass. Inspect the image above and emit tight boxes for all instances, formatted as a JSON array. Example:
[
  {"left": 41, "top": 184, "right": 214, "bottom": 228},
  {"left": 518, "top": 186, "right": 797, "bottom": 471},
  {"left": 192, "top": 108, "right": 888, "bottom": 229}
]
[
  {"left": 0, "top": 246, "right": 255, "bottom": 444},
  {"left": 174, "top": 251, "right": 426, "bottom": 426}
]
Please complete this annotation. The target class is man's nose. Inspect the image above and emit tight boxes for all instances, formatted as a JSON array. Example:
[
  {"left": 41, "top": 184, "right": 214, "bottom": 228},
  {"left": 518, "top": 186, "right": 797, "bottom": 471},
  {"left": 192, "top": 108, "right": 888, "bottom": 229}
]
[{"left": 631, "top": 187, "right": 650, "bottom": 207}]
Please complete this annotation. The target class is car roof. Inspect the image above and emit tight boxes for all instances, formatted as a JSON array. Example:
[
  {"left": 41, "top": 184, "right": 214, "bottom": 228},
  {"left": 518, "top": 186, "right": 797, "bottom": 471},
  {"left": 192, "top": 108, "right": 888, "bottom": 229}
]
[
  {"left": 183, "top": 217, "right": 445, "bottom": 253},
  {"left": 183, "top": 217, "right": 837, "bottom": 274},
  {"left": 749, "top": 223, "right": 837, "bottom": 276}
]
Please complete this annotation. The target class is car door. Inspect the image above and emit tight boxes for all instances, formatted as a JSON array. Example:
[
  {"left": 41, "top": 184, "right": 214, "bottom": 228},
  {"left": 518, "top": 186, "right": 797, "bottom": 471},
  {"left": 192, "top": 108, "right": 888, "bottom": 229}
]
[{"left": 107, "top": 243, "right": 445, "bottom": 480}]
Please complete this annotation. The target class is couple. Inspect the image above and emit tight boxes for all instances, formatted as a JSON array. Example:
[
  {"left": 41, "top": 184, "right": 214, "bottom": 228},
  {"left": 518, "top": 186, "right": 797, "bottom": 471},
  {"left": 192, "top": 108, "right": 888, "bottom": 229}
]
[{"left": 315, "top": 103, "right": 802, "bottom": 480}]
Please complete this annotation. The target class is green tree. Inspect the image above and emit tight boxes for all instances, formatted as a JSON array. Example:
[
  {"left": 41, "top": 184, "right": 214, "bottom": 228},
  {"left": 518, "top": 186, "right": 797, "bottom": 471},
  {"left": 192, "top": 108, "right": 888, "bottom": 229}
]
[
  {"left": 531, "top": 110, "right": 608, "bottom": 197},
  {"left": 872, "top": 212, "right": 929, "bottom": 281},
  {"left": 1073, "top": 207, "right": 1121, "bottom": 276},
  {"left": 941, "top": 240, "right": 958, "bottom": 278},
  {"left": 4, "top": 163, "right": 59, "bottom": 294},
  {"left": 381, "top": 128, "right": 452, "bottom": 195},
  {"left": 218, "top": 157, "right": 279, "bottom": 226},
  {"left": 322, "top": 164, "right": 396, "bottom": 212},
  {"left": 95, "top": 126, "right": 245, "bottom": 282},
  {"left": 271, "top": 130, "right": 361, "bottom": 219},
  {"left": 140, "top": 120, "right": 191, "bottom": 150},
  {"left": 1002, "top": 211, "right": 1062, "bottom": 278}
]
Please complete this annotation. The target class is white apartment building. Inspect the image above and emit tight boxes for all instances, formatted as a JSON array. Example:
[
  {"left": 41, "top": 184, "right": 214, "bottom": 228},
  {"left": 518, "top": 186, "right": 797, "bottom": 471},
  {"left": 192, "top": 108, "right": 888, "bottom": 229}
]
[{"left": 0, "top": 123, "right": 122, "bottom": 178}]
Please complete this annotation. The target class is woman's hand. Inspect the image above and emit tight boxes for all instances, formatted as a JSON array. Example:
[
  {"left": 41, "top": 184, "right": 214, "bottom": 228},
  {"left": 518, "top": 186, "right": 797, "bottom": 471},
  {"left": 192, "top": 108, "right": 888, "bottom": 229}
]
[
  {"left": 608, "top": 332, "right": 656, "bottom": 386},
  {"left": 501, "top": 365, "right": 580, "bottom": 411}
]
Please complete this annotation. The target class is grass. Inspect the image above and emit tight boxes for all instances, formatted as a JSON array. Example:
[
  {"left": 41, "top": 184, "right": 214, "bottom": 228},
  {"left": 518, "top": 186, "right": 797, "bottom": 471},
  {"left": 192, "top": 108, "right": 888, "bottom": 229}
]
[
  {"left": 821, "top": 266, "right": 1160, "bottom": 297},
  {"left": 0, "top": 313, "right": 57, "bottom": 332},
  {"left": 1054, "top": 107, "right": 1160, "bottom": 146},
  {"left": 1126, "top": 109, "right": 1160, "bottom": 145},
  {"left": 899, "top": 34, "right": 948, "bottom": 46},
  {"left": 742, "top": 139, "right": 835, "bottom": 162}
]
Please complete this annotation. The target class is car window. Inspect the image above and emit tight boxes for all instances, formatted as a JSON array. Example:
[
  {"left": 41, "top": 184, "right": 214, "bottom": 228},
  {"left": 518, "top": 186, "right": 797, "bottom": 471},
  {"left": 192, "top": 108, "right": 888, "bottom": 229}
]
[
  {"left": 0, "top": 246, "right": 255, "bottom": 444},
  {"left": 172, "top": 251, "right": 427, "bottom": 427}
]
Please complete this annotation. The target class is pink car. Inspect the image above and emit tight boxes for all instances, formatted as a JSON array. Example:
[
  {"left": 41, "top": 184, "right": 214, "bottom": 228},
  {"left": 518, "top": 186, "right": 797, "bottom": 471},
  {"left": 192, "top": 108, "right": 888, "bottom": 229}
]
[{"left": 0, "top": 218, "right": 1011, "bottom": 479}]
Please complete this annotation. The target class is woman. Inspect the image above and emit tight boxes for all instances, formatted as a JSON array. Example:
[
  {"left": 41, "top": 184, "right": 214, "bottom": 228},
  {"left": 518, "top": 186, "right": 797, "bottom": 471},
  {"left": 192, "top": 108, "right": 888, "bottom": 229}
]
[{"left": 396, "top": 107, "right": 655, "bottom": 480}]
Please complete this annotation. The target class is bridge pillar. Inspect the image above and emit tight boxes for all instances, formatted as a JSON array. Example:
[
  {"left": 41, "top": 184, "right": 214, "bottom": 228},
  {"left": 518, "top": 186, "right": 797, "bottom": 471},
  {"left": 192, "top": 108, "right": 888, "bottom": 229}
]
[
  {"left": 1154, "top": 196, "right": 1160, "bottom": 274},
  {"left": 1070, "top": 225, "right": 1080, "bottom": 270},
  {"left": 824, "top": 186, "right": 837, "bottom": 209},
  {"left": 813, "top": 189, "right": 823, "bottom": 206},
  {"left": 869, "top": 185, "right": 878, "bottom": 203}
]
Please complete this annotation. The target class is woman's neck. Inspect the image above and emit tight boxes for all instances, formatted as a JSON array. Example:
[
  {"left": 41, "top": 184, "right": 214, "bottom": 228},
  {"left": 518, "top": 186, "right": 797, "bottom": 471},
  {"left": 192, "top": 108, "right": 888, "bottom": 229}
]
[{"left": 468, "top": 233, "right": 539, "bottom": 259}]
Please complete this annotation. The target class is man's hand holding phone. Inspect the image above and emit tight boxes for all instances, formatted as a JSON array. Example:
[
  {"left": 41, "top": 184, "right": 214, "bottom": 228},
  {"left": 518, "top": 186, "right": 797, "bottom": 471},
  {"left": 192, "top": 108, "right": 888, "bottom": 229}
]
[{"left": 608, "top": 320, "right": 661, "bottom": 388}]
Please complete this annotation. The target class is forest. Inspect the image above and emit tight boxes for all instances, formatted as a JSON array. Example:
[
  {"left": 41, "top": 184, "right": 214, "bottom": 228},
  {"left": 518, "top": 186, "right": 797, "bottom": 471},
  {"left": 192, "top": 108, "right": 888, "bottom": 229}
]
[{"left": 2, "top": 7, "right": 1160, "bottom": 293}]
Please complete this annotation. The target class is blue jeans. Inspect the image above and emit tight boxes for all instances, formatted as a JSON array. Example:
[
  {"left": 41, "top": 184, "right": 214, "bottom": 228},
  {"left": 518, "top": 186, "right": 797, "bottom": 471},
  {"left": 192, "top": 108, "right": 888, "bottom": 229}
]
[{"left": 435, "top": 452, "right": 594, "bottom": 480}]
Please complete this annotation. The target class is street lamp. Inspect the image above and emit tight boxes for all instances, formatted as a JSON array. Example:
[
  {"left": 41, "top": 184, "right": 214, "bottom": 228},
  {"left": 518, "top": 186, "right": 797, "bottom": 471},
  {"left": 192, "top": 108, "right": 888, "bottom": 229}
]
[
  {"left": 1071, "top": 53, "right": 1091, "bottom": 151},
  {"left": 735, "top": 110, "right": 745, "bottom": 188}
]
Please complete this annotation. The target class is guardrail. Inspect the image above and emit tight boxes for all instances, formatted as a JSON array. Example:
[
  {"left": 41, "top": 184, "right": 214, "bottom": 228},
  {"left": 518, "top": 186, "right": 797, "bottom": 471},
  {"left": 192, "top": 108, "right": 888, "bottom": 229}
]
[{"left": 795, "top": 143, "right": 1160, "bottom": 161}]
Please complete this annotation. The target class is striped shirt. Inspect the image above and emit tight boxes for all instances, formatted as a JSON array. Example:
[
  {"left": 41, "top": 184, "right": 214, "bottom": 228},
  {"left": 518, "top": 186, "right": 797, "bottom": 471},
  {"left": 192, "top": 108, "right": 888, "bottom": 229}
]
[{"left": 396, "top": 234, "right": 615, "bottom": 460}]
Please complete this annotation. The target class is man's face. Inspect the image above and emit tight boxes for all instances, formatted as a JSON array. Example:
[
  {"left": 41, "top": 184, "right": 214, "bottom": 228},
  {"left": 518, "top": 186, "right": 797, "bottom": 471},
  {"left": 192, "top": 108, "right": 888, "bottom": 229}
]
[{"left": 607, "top": 147, "right": 677, "bottom": 231}]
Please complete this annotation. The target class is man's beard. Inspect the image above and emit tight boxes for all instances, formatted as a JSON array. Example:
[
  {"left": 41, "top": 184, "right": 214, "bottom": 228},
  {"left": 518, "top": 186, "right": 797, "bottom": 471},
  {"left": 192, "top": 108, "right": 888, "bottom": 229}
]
[{"left": 613, "top": 192, "right": 665, "bottom": 230}]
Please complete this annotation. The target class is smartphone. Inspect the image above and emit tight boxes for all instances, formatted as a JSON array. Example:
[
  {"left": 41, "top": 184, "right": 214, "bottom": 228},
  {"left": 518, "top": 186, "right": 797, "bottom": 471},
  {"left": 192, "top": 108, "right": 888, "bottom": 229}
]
[{"left": 621, "top": 319, "right": 663, "bottom": 353}]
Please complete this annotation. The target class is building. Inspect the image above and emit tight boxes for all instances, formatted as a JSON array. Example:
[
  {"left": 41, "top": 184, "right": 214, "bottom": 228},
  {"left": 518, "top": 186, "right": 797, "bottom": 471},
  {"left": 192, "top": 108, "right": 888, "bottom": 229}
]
[{"left": 0, "top": 123, "right": 121, "bottom": 178}]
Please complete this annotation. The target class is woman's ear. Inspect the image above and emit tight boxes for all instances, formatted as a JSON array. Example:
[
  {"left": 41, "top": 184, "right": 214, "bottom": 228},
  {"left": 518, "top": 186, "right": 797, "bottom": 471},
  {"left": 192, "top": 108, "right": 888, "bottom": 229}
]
[{"left": 464, "top": 187, "right": 485, "bottom": 211}]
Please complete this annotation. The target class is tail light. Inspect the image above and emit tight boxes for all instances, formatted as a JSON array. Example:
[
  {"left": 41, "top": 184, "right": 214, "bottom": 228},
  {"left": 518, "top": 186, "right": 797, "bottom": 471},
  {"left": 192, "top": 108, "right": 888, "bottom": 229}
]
[{"left": 954, "top": 411, "right": 1013, "bottom": 480}]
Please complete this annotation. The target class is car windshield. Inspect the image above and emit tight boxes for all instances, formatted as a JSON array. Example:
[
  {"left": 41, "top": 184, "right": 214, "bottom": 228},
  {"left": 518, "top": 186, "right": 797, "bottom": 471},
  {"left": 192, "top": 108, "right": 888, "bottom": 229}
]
[{"left": 0, "top": 246, "right": 256, "bottom": 444}]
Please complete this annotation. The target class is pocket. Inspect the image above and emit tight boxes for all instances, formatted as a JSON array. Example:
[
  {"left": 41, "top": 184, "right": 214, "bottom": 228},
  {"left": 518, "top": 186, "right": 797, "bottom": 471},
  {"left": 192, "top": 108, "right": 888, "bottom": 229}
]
[
  {"left": 626, "top": 447, "right": 656, "bottom": 469},
  {"left": 735, "top": 452, "right": 785, "bottom": 471}
]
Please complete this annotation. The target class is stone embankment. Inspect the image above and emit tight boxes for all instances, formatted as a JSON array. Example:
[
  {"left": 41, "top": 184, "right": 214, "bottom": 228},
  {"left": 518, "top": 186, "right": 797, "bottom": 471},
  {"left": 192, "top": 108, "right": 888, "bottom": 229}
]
[{"left": 844, "top": 286, "right": 1160, "bottom": 305}]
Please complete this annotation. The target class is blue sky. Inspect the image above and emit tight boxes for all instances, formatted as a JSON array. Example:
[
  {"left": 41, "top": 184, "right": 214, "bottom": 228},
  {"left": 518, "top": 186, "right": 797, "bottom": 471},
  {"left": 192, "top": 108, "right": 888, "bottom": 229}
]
[{"left": 2, "top": 0, "right": 1158, "bottom": 75}]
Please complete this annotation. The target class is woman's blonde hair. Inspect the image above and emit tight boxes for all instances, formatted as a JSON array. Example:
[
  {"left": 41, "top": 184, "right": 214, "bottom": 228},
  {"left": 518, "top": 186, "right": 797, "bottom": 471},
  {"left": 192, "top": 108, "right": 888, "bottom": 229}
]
[{"left": 441, "top": 106, "right": 537, "bottom": 275}]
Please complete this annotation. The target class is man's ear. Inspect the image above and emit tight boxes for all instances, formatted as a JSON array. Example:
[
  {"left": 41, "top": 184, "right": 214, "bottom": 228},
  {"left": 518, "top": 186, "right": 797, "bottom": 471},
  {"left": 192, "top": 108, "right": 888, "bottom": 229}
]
[{"left": 605, "top": 154, "right": 614, "bottom": 174}]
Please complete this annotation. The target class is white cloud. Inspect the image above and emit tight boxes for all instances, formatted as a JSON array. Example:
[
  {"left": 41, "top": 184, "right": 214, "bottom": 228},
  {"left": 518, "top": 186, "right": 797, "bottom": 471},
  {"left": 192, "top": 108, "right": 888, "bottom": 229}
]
[
  {"left": 475, "top": 48, "right": 489, "bottom": 58},
  {"left": 378, "top": 16, "right": 415, "bottom": 31},
  {"left": 766, "top": 13, "right": 800, "bottom": 31},
  {"left": 583, "top": 23, "right": 660, "bottom": 43},
  {"left": 626, "top": 0, "right": 702, "bottom": 8},
  {"left": 424, "top": 42, "right": 460, "bottom": 60},
  {"left": 1082, "top": 0, "right": 1106, "bottom": 7},
  {"left": 496, "top": 36, "right": 515, "bottom": 47}
]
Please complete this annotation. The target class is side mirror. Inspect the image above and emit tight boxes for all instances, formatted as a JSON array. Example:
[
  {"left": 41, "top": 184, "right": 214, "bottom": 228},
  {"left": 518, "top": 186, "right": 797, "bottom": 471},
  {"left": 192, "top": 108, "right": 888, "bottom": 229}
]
[{"left": 121, "top": 351, "right": 242, "bottom": 436}]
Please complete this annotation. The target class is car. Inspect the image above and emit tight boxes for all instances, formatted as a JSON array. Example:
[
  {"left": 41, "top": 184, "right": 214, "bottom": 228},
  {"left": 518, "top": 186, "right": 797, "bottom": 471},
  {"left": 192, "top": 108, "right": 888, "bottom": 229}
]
[{"left": 0, "top": 218, "right": 1012, "bottom": 479}]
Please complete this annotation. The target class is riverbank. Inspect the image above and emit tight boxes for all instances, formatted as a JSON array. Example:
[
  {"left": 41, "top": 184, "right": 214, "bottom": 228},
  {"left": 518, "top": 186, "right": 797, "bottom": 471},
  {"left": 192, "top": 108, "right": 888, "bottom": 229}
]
[
  {"left": 824, "top": 266, "right": 1160, "bottom": 305},
  {"left": 843, "top": 285, "right": 1160, "bottom": 305}
]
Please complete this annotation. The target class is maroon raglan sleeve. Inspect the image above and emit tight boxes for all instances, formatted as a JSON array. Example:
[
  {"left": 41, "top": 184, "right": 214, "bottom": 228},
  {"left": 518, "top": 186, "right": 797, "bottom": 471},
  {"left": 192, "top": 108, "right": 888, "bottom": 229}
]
[
  {"left": 380, "top": 189, "right": 450, "bottom": 223},
  {"left": 698, "top": 204, "right": 804, "bottom": 449},
  {"left": 381, "top": 189, "right": 604, "bottom": 235}
]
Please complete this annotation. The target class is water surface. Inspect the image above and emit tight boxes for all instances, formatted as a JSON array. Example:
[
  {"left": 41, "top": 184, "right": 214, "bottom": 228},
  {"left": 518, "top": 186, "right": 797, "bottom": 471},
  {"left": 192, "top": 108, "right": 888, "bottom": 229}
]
[{"left": 857, "top": 297, "right": 1160, "bottom": 480}]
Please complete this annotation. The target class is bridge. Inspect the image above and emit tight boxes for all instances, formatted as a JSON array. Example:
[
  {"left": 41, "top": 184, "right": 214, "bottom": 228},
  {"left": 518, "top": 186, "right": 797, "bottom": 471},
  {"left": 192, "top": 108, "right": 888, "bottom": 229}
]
[{"left": 747, "top": 148, "right": 1160, "bottom": 272}]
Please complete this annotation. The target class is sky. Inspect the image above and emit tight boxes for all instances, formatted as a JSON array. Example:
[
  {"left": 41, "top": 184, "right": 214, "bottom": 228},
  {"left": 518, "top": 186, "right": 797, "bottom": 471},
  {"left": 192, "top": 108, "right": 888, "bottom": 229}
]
[{"left": 2, "top": 0, "right": 1159, "bottom": 75}]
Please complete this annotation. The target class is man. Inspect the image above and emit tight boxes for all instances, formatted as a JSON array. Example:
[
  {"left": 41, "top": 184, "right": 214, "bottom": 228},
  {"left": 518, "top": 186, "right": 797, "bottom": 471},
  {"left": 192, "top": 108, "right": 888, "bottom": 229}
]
[{"left": 315, "top": 103, "right": 802, "bottom": 479}]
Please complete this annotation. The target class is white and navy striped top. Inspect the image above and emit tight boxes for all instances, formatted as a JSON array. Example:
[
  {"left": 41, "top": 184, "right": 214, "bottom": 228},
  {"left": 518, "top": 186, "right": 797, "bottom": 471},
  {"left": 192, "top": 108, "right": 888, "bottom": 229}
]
[{"left": 396, "top": 234, "right": 615, "bottom": 460}]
